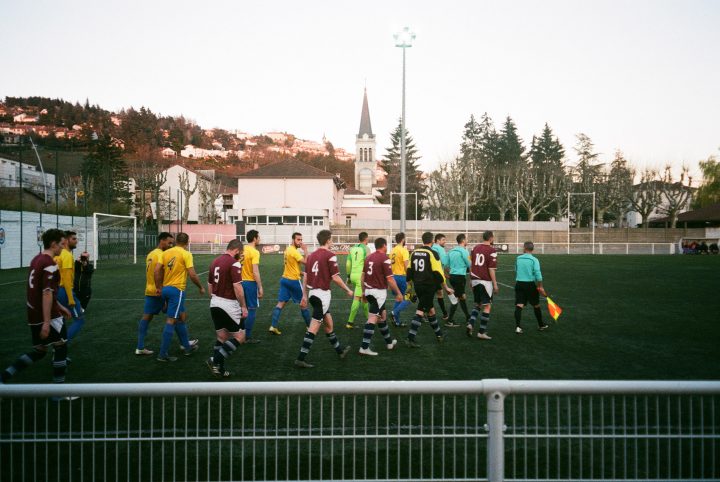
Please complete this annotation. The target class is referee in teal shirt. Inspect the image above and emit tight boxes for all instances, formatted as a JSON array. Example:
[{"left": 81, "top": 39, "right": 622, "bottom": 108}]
[{"left": 514, "top": 241, "right": 549, "bottom": 334}]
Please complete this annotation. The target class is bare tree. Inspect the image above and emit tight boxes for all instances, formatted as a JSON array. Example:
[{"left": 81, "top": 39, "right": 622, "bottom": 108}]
[
  {"left": 178, "top": 169, "right": 198, "bottom": 223},
  {"left": 657, "top": 165, "right": 693, "bottom": 228},
  {"left": 517, "top": 164, "right": 568, "bottom": 221},
  {"left": 490, "top": 167, "right": 518, "bottom": 221},
  {"left": 128, "top": 150, "right": 167, "bottom": 225},
  {"left": 425, "top": 158, "right": 473, "bottom": 220},
  {"left": 627, "top": 168, "right": 661, "bottom": 228},
  {"left": 198, "top": 178, "right": 222, "bottom": 224}
]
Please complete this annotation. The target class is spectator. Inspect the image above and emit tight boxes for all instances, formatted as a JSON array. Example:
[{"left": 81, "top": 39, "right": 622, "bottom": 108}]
[
  {"left": 699, "top": 241, "right": 709, "bottom": 255},
  {"left": 689, "top": 241, "right": 698, "bottom": 254},
  {"left": 709, "top": 242, "right": 719, "bottom": 255},
  {"left": 681, "top": 241, "right": 689, "bottom": 254},
  {"left": 73, "top": 252, "right": 95, "bottom": 310}
]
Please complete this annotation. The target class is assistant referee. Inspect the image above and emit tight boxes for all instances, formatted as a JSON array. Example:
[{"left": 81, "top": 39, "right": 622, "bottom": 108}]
[{"left": 514, "top": 241, "right": 549, "bottom": 334}]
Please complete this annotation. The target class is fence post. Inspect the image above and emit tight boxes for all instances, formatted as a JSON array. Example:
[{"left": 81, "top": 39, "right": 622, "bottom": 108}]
[{"left": 485, "top": 379, "right": 509, "bottom": 482}]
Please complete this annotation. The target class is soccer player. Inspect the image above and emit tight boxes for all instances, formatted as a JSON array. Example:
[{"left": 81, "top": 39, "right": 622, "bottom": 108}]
[
  {"left": 1, "top": 229, "right": 73, "bottom": 389},
  {"left": 389, "top": 232, "right": 411, "bottom": 327},
  {"left": 345, "top": 231, "right": 370, "bottom": 329},
  {"left": 269, "top": 232, "right": 311, "bottom": 334},
  {"left": 358, "top": 238, "right": 403, "bottom": 356},
  {"left": 206, "top": 239, "right": 248, "bottom": 378},
  {"left": 405, "top": 232, "right": 454, "bottom": 347},
  {"left": 241, "top": 230, "right": 264, "bottom": 343},
  {"left": 431, "top": 233, "right": 450, "bottom": 320},
  {"left": 135, "top": 232, "right": 174, "bottom": 356},
  {"left": 467, "top": 231, "right": 499, "bottom": 340},
  {"left": 447, "top": 233, "right": 471, "bottom": 327},
  {"left": 294, "top": 229, "right": 353, "bottom": 368},
  {"left": 514, "top": 241, "right": 549, "bottom": 334},
  {"left": 55, "top": 230, "right": 86, "bottom": 342},
  {"left": 154, "top": 232, "right": 205, "bottom": 361}
]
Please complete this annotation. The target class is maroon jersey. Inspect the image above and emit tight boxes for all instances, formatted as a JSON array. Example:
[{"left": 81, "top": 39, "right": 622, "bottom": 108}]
[
  {"left": 27, "top": 253, "right": 61, "bottom": 325},
  {"left": 470, "top": 244, "right": 498, "bottom": 281},
  {"left": 208, "top": 253, "right": 243, "bottom": 301},
  {"left": 363, "top": 251, "right": 393, "bottom": 290},
  {"left": 305, "top": 248, "right": 339, "bottom": 290}
]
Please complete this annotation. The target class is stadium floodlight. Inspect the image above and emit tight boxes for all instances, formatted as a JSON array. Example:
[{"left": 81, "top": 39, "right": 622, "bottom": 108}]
[
  {"left": 567, "top": 192, "right": 596, "bottom": 254},
  {"left": 93, "top": 212, "right": 137, "bottom": 268},
  {"left": 394, "top": 26, "right": 415, "bottom": 234}
]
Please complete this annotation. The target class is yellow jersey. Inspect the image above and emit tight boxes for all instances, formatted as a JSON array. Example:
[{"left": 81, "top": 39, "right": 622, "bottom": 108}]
[
  {"left": 145, "top": 248, "right": 164, "bottom": 296},
  {"left": 161, "top": 246, "right": 194, "bottom": 290},
  {"left": 282, "top": 245, "right": 304, "bottom": 280},
  {"left": 242, "top": 245, "right": 260, "bottom": 282},
  {"left": 390, "top": 244, "right": 409, "bottom": 276},
  {"left": 54, "top": 248, "right": 76, "bottom": 304}
]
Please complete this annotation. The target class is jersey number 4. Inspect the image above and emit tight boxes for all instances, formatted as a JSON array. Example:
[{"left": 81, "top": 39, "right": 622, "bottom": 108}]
[{"left": 311, "top": 261, "right": 319, "bottom": 275}]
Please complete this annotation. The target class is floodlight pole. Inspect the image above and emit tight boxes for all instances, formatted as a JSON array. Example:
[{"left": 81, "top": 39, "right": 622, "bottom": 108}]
[{"left": 395, "top": 27, "right": 415, "bottom": 234}]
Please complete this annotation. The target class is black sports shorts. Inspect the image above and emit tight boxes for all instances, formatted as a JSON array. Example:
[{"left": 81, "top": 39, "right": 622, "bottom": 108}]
[{"left": 515, "top": 281, "right": 540, "bottom": 306}]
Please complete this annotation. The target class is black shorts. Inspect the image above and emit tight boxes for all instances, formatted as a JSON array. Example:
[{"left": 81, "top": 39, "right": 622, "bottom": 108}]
[
  {"left": 366, "top": 295, "right": 386, "bottom": 316},
  {"left": 472, "top": 282, "right": 493, "bottom": 305},
  {"left": 210, "top": 307, "right": 245, "bottom": 333},
  {"left": 449, "top": 275, "right": 467, "bottom": 297},
  {"left": 30, "top": 319, "right": 67, "bottom": 347},
  {"left": 415, "top": 284, "right": 437, "bottom": 312},
  {"left": 515, "top": 281, "right": 540, "bottom": 306}
]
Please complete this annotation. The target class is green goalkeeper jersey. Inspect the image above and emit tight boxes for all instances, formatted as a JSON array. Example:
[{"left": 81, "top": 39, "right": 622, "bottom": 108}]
[{"left": 346, "top": 243, "right": 369, "bottom": 277}]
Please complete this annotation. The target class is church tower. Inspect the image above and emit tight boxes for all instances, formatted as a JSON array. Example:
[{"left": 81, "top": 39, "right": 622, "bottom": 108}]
[{"left": 355, "top": 88, "right": 376, "bottom": 194}]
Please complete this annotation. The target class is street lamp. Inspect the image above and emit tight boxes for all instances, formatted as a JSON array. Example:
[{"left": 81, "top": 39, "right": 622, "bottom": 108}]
[{"left": 394, "top": 26, "right": 415, "bottom": 234}]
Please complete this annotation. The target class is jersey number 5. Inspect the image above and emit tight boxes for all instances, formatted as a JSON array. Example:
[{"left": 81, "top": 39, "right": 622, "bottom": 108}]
[{"left": 213, "top": 266, "right": 220, "bottom": 283}]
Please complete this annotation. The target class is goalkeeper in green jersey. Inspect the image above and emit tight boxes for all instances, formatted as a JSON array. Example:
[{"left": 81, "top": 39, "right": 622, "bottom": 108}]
[{"left": 345, "top": 232, "right": 370, "bottom": 328}]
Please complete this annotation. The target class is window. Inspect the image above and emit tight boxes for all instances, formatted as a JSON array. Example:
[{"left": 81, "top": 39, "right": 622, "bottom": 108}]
[
  {"left": 345, "top": 216, "right": 352, "bottom": 228},
  {"left": 313, "top": 217, "right": 324, "bottom": 226},
  {"left": 257, "top": 216, "right": 268, "bottom": 224},
  {"left": 284, "top": 216, "right": 298, "bottom": 224},
  {"left": 269, "top": 216, "right": 282, "bottom": 225},
  {"left": 246, "top": 216, "right": 257, "bottom": 224}
]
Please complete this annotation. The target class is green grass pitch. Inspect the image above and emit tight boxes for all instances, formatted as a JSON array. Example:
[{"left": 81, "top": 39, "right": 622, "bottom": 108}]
[{"left": 1, "top": 252, "right": 718, "bottom": 383}]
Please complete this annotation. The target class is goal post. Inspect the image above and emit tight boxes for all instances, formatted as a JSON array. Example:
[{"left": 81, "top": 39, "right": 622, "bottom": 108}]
[{"left": 93, "top": 212, "right": 137, "bottom": 268}]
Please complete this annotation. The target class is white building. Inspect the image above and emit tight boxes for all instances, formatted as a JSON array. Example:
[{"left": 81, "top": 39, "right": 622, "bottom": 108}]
[
  {"left": 0, "top": 157, "right": 56, "bottom": 195},
  {"left": 153, "top": 164, "right": 228, "bottom": 223},
  {"left": 180, "top": 144, "right": 239, "bottom": 159}
]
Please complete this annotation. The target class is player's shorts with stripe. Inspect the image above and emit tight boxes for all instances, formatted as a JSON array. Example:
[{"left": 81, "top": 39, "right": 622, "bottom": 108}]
[
  {"left": 308, "top": 288, "right": 331, "bottom": 320},
  {"left": 210, "top": 296, "right": 245, "bottom": 333},
  {"left": 242, "top": 281, "right": 259, "bottom": 309},
  {"left": 30, "top": 317, "right": 66, "bottom": 347},
  {"left": 515, "top": 281, "right": 540, "bottom": 306},
  {"left": 278, "top": 277, "right": 303, "bottom": 304},
  {"left": 471, "top": 279, "right": 493, "bottom": 305},
  {"left": 449, "top": 274, "right": 467, "bottom": 297},
  {"left": 414, "top": 283, "right": 437, "bottom": 312},
  {"left": 143, "top": 295, "right": 164, "bottom": 316},
  {"left": 365, "top": 288, "right": 387, "bottom": 316},
  {"left": 350, "top": 273, "right": 363, "bottom": 297},
  {"left": 393, "top": 275, "right": 407, "bottom": 295},
  {"left": 57, "top": 288, "right": 84, "bottom": 320},
  {"left": 161, "top": 286, "right": 186, "bottom": 318}
]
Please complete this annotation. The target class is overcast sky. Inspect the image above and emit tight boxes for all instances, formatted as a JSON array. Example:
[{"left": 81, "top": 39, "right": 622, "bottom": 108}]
[{"left": 3, "top": 0, "right": 718, "bottom": 175}]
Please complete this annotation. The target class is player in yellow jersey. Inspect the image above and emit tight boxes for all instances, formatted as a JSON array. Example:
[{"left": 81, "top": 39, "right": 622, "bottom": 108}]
[
  {"left": 134, "top": 232, "right": 174, "bottom": 356},
  {"left": 269, "top": 232, "right": 312, "bottom": 335},
  {"left": 389, "top": 232, "right": 412, "bottom": 327},
  {"left": 54, "top": 230, "right": 86, "bottom": 342},
  {"left": 241, "top": 230, "right": 264, "bottom": 343},
  {"left": 154, "top": 232, "right": 205, "bottom": 362}
]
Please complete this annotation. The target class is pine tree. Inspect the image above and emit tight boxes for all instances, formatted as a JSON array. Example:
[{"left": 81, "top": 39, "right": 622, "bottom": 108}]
[
  {"left": 81, "top": 134, "right": 131, "bottom": 213},
  {"left": 377, "top": 119, "right": 425, "bottom": 220},
  {"left": 571, "top": 133, "right": 603, "bottom": 226}
]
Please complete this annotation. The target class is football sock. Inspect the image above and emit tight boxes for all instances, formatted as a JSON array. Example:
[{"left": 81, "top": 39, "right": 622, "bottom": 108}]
[
  {"left": 459, "top": 299, "right": 470, "bottom": 318},
  {"left": 378, "top": 322, "right": 393, "bottom": 344},
  {"left": 437, "top": 298, "right": 448, "bottom": 317},
  {"left": 159, "top": 323, "right": 175, "bottom": 357},
  {"left": 52, "top": 344, "right": 68, "bottom": 384},
  {"left": 212, "top": 340, "right": 224, "bottom": 369},
  {"left": 408, "top": 315, "right": 422, "bottom": 341},
  {"left": 174, "top": 323, "right": 191, "bottom": 350},
  {"left": 67, "top": 316, "right": 85, "bottom": 342},
  {"left": 469, "top": 309, "right": 479, "bottom": 328},
  {"left": 2, "top": 349, "right": 46, "bottom": 382},
  {"left": 245, "top": 309, "right": 257, "bottom": 338},
  {"left": 361, "top": 323, "right": 375, "bottom": 349},
  {"left": 222, "top": 339, "right": 240, "bottom": 366},
  {"left": 297, "top": 332, "right": 316, "bottom": 361},
  {"left": 514, "top": 306, "right": 523, "bottom": 327},
  {"left": 428, "top": 315, "right": 443, "bottom": 337},
  {"left": 137, "top": 318, "right": 150, "bottom": 349},
  {"left": 327, "top": 331, "right": 343, "bottom": 354},
  {"left": 534, "top": 307, "right": 543, "bottom": 326},
  {"left": 448, "top": 303, "right": 458, "bottom": 322},
  {"left": 479, "top": 312, "right": 490, "bottom": 334},
  {"left": 348, "top": 299, "right": 360, "bottom": 324},
  {"left": 300, "top": 308, "right": 311, "bottom": 327},
  {"left": 270, "top": 307, "right": 282, "bottom": 328}
]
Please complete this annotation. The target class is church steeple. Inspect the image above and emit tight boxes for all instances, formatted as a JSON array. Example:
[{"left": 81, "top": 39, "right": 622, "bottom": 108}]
[
  {"left": 357, "top": 88, "right": 374, "bottom": 138},
  {"left": 355, "top": 87, "right": 377, "bottom": 194}
]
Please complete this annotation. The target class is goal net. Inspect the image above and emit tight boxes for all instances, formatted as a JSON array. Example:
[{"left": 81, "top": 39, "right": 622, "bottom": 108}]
[{"left": 93, "top": 213, "right": 137, "bottom": 267}]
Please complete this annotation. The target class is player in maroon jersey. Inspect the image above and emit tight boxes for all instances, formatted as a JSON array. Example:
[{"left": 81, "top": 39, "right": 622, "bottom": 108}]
[
  {"left": 358, "top": 238, "right": 404, "bottom": 356},
  {"left": 294, "top": 230, "right": 353, "bottom": 368},
  {"left": 205, "top": 239, "right": 248, "bottom": 377},
  {"left": 467, "top": 231, "right": 499, "bottom": 340},
  {"left": 1, "top": 229, "right": 73, "bottom": 388}
]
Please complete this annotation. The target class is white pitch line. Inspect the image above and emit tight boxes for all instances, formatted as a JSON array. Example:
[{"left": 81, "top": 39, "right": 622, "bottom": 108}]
[{"left": 0, "top": 279, "right": 24, "bottom": 286}]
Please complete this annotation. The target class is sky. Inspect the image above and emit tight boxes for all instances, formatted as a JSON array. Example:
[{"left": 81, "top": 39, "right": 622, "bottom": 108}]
[{"left": 2, "top": 0, "right": 719, "bottom": 176}]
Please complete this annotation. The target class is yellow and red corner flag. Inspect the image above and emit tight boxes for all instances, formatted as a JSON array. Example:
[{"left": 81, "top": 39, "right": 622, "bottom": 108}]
[{"left": 546, "top": 296, "right": 563, "bottom": 321}]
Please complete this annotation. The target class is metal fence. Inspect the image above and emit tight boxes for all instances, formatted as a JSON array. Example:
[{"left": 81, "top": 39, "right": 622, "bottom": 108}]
[{"left": 0, "top": 380, "right": 718, "bottom": 481}]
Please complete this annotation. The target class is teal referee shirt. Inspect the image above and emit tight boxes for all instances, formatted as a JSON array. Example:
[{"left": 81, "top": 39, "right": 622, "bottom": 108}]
[{"left": 515, "top": 253, "right": 543, "bottom": 282}]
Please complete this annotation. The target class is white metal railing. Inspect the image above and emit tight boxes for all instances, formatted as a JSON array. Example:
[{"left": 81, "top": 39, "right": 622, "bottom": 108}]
[{"left": 1, "top": 380, "right": 718, "bottom": 481}]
